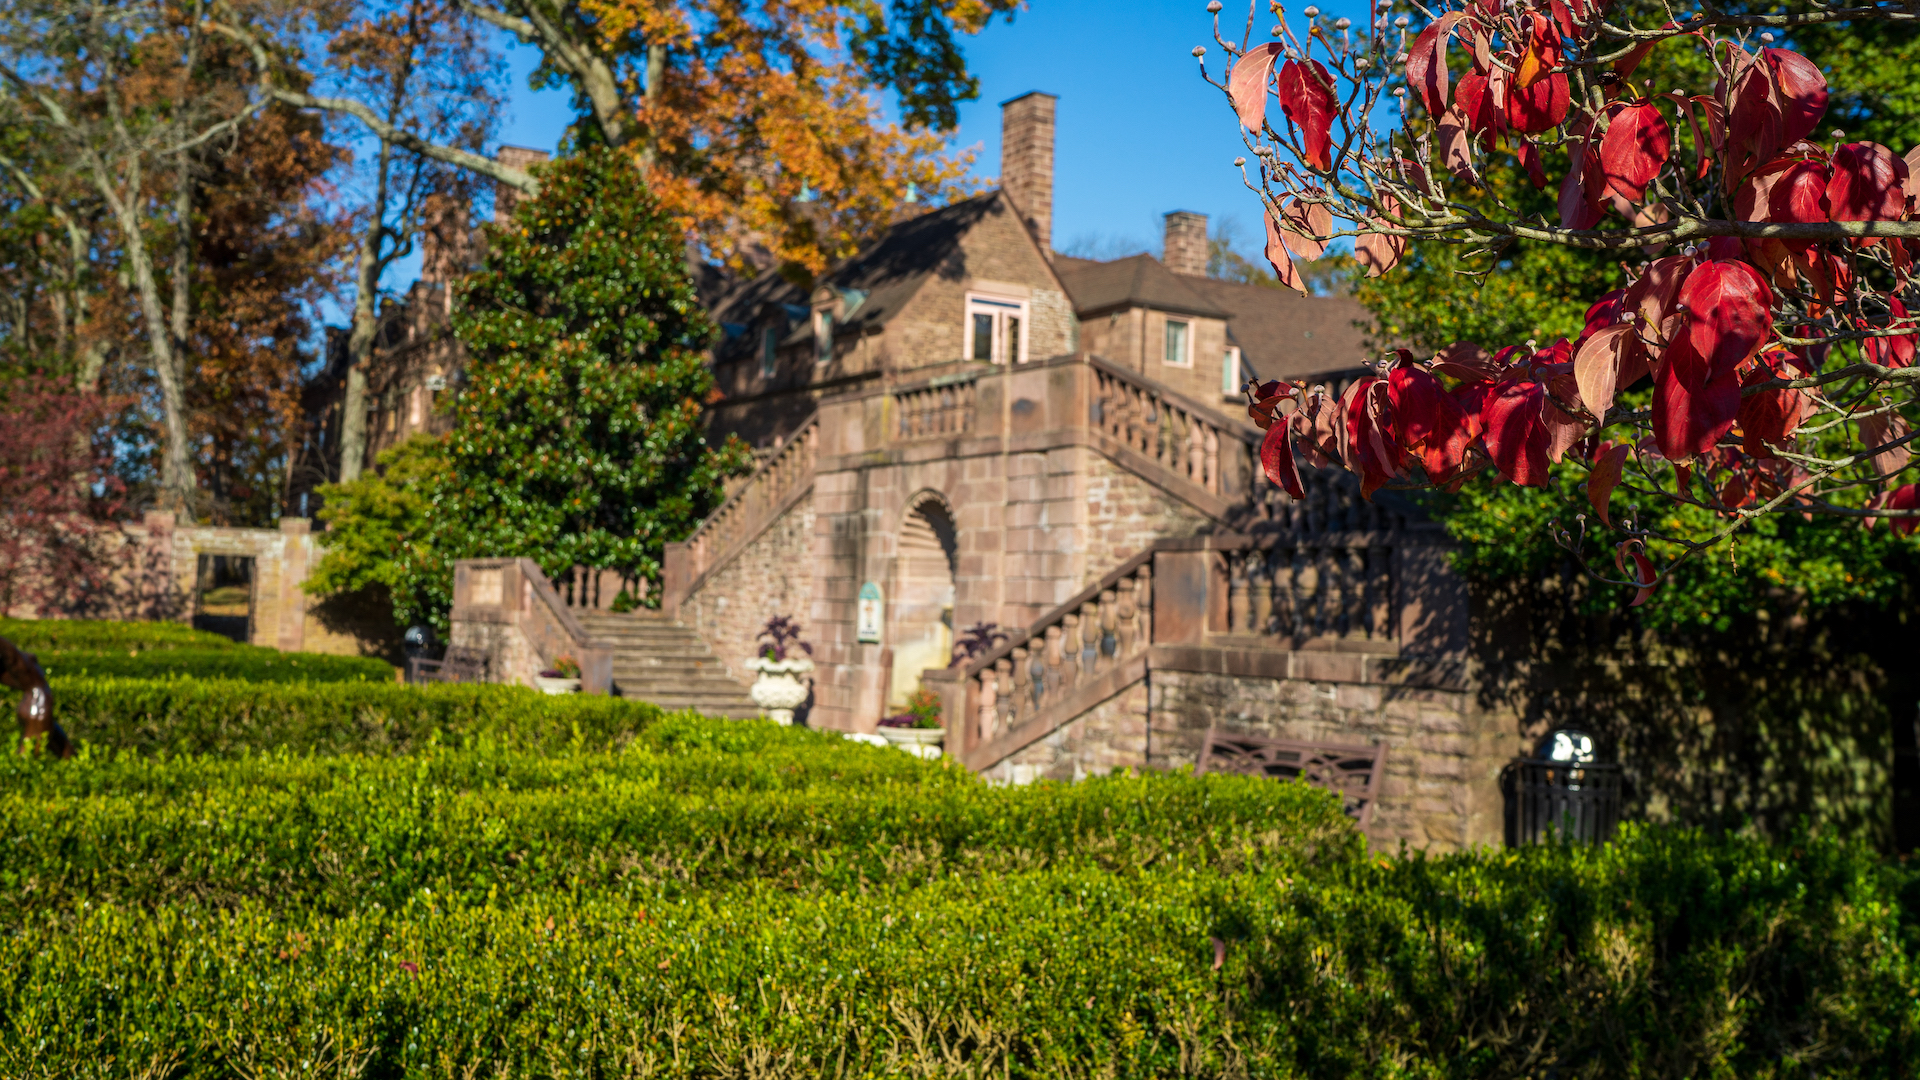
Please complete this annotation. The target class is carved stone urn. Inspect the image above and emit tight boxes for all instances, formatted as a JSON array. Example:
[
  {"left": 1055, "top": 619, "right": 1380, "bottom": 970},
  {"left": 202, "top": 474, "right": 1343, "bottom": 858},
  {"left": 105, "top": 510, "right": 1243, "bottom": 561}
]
[{"left": 746, "top": 656, "right": 814, "bottom": 724}]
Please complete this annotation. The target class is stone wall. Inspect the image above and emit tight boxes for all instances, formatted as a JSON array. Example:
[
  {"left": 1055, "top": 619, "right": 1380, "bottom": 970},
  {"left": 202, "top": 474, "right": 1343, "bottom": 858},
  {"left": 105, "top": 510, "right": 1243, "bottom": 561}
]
[
  {"left": 1080, "top": 453, "right": 1214, "bottom": 592},
  {"left": 678, "top": 494, "right": 818, "bottom": 687}
]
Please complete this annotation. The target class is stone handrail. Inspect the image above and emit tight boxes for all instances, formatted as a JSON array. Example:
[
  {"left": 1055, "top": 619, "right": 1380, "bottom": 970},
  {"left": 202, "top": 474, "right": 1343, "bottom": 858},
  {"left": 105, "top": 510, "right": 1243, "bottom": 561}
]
[
  {"left": 554, "top": 565, "right": 647, "bottom": 612},
  {"left": 893, "top": 373, "right": 978, "bottom": 440},
  {"left": 1088, "top": 357, "right": 1251, "bottom": 497},
  {"left": 947, "top": 548, "right": 1155, "bottom": 764},
  {"left": 1216, "top": 535, "right": 1396, "bottom": 644},
  {"left": 679, "top": 413, "right": 819, "bottom": 588},
  {"left": 449, "top": 557, "right": 615, "bottom": 693}
]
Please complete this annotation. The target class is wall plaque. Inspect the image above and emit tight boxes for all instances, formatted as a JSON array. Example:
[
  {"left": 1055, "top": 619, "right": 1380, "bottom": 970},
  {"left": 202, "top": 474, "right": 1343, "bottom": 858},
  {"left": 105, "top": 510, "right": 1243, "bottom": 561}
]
[{"left": 856, "top": 582, "right": 883, "bottom": 643}]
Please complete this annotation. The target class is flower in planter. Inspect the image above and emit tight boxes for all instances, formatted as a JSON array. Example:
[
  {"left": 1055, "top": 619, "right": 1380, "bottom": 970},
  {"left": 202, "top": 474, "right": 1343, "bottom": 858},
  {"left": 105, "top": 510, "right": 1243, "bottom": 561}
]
[
  {"left": 879, "top": 685, "right": 944, "bottom": 729},
  {"left": 540, "top": 655, "right": 582, "bottom": 679},
  {"left": 757, "top": 615, "right": 812, "bottom": 662}
]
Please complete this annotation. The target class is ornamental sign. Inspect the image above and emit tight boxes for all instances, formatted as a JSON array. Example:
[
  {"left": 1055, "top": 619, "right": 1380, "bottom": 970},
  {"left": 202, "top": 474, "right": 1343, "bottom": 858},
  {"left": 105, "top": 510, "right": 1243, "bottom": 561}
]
[{"left": 856, "top": 582, "right": 883, "bottom": 643}]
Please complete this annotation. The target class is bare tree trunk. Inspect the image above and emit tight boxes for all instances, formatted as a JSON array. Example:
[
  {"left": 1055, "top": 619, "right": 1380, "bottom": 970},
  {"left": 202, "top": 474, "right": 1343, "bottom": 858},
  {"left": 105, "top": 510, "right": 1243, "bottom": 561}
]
[{"left": 336, "top": 235, "right": 380, "bottom": 481}]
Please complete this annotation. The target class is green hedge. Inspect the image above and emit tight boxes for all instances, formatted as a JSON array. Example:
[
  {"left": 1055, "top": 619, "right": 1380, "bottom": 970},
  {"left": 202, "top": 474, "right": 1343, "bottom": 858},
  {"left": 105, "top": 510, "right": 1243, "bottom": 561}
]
[
  {"left": 47, "top": 676, "right": 675, "bottom": 756},
  {"left": 38, "top": 647, "right": 393, "bottom": 684},
  {"left": 0, "top": 831, "right": 1912, "bottom": 1078},
  {"left": 0, "top": 616, "right": 236, "bottom": 652},
  {"left": 0, "top": 755, "right": 1356, "bottom": 912}
]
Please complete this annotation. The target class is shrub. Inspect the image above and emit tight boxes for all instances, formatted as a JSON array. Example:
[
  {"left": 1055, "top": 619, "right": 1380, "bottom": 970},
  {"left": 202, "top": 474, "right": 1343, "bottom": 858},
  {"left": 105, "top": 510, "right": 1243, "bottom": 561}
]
[
  {"left": 37, "top": 648, "right": 393, "bottom": 684},
  {"left": 46, "top": 677, "right": 673, "bottom": 757},
  {"left": 0, "top": 830, "right": 1910, "bottom": 1077},
  {"left": 0, "top": 617, "right": 235, "bottom": 653}
]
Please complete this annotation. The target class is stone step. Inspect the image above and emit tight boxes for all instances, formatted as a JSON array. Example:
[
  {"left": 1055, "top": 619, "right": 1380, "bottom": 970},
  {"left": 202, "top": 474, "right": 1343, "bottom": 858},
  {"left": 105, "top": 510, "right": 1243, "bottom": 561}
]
[{"left": 582, "top": 612, "right": 765, "bottom": 719}]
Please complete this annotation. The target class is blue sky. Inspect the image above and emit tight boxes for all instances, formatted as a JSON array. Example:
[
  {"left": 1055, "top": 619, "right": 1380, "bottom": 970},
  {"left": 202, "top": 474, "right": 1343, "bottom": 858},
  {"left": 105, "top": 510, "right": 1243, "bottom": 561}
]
[{"left": 373, "top": 0, "right": 1371, "bottom": 291}]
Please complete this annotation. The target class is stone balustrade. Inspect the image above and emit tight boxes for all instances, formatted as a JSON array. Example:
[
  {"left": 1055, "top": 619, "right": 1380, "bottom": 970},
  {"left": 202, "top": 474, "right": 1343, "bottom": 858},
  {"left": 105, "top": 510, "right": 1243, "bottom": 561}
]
[
  {"left": 1091, "top": 363, "right": 1230, "bottom": 495},
  {"left": 894, "top": 377, "right": 976, "bottom": 440}
]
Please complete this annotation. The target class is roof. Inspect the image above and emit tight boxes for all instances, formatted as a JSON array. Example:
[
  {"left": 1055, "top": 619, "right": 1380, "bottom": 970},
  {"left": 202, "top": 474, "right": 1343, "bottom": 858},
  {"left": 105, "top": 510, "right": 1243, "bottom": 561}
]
[
  {"left": 1053, "top": 254, "right": 1229, "bottom": 320},
  {"left": 708, "top": 192, "right": 1010, "bottom": 360},
  {"left": 1185, "top": 276, "right": 1375, "bottom": 383}
]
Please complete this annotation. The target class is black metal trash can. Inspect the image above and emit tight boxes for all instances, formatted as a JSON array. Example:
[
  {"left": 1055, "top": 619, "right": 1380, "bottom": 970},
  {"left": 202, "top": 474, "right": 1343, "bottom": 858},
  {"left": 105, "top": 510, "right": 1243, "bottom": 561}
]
[{"left": 1500, "top": 729, "right": 1624, "bottom": 847}]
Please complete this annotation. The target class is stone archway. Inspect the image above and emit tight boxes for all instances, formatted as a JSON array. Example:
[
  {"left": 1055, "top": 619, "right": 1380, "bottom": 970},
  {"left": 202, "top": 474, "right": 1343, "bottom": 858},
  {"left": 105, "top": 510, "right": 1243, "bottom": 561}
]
[{"left": 888, "top": 491, "right": 958, "bottom": 711}]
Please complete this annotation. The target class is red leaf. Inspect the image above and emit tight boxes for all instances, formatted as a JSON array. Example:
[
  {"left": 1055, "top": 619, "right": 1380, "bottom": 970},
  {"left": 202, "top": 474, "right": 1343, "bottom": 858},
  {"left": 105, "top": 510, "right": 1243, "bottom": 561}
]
[
  {"left": 1763, "top": 48, "right": 1829, "bottom": 147},
  {"left": 1724, "top": 56, "right": 1782, "bottom": 188},
  {"left": 1682, "top": 96, "right": 1720, "bottom": 180},
  {"left": 1588, "top": 443, "right": 1630, "bottom": 526},
  {"left": 1229, "top": 43, "right": 1285, "bottom": 133},
  {"left": 1653, "top": 358, "right": 1741, "bottom": 461},
  {"left": 1767, "top": 159, "right": 1832, "bottom": 255},
  {"left": 1677, "top": 259, "right": 1773, "bottom": 387},
  {"left": 1406, "top": 13, "right": 1464, "bottom": 118},
  {"left": 1354, "top": 219, "right": 1406, "bottom": 277},
  {"left": 1615, "top": 543, "right": 1658, "bottom": 606},
  {"left": 1279, "top": 198, "right": 1331, "bottom": 261},
  {"left": 1600, "top": 100, "right": 1672, "bottom": 201},
  {"left": 1277, "top": 59, "right": 1338, "bottom": 171},
  {"left": 1625, "top": 255, "right": 1689, "bottom": 348},
  {"left": 1432, "top": 342, "right": 1500, "bottom": 384},
  {"left": 1735, "top": 351, "right": 1808, "bottom": 458},
  {"left": 1514, "top": 14, "right": 1559, "bottom": 90},
  {"left": 1541, "top": 397, "right": 1586, "bottom": 464},
  {"left": 1860, "top": 409, "right": 1912, "bottom": 477},
  {"left": 1343, "top": 377, "right": 1404, "bottom": 499},
  {"left": 1389, "top": 363, "right": 1475, "bottom": 481},
  {"left": 1889, "top": 483, "right": 1920, "bottom": 537},
  {"left": 1507, "top": 73, "right": 1570, "bottom": 135},
  {"left": 1259, "top": 420, "right": 1307, "bottom": 498},
  {"left": 1828, "top": 142, "right": 1906, "bottom": 225},
  {"left": 1455, "top": 71, "right": 1504, "bottom": 136},
  {"left": 1573, "top": 322, "right": 1643, "bottom": 419},
  {"left": 1559, "top": 132, "right": 1604, "bottom": 228},
  {"left": 1436, "top": 109, "right": 1480, "bottom": 185},
  {"left": 1517, "top": 139, "right": 1548, "bottom": 188},
  {"left": 1263, "top": 209, "right": 1309, "bottom": 294},
  {"left": 1863, "top": 296, "right": 1917, "bottom": 368},
  {"left": 1481, "top": 379, "right": 1551, "bottom": 486}
]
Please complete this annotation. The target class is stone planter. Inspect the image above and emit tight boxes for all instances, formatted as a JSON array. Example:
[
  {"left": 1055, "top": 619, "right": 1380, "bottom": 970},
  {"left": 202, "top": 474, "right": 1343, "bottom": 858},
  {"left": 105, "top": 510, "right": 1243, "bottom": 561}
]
[
  {"left": 877, "top": 726, "right": 945, "bottom": 759},
  {"left": 746, "top": 656, "right": 814, "bottom": 725},
  {"left": 534, "top": 675, "right": 581, "bottom": 695}
]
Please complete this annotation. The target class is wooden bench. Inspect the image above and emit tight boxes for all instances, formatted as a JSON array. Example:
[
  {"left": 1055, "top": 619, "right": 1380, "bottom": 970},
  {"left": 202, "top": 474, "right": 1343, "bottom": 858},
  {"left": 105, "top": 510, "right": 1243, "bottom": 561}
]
[
  {"left": 1193, "top": 728, "right": 1388, "bottom": 826},
  {"left": 408, "top": 646, "right": 489, "bottom": 685}
]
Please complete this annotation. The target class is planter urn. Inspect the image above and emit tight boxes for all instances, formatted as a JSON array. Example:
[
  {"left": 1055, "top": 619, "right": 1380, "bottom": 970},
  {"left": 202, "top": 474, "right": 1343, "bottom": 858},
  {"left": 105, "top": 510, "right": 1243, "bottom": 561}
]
[
  {"left": 534, "top": 675, "right": 582, "bottom": 695},
  {"left": 746, "top": 656, "right": 814, "bottom": 724},
  {"left": 877, "top": 726, "right": 945, "bottom": 759}
]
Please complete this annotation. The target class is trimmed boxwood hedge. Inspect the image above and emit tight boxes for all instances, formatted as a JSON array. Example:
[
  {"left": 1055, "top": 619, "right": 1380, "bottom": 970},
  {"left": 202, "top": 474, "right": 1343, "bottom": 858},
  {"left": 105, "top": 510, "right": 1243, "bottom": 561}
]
[
  {"left": 38, "top": 647, "right": 393, "bottom": 684},
  {"left": 0, "top": 830, "right": 1912, "bottom": 1078},
  {"left": 0, "top": 616, "right": 237, "bottom": 652}
]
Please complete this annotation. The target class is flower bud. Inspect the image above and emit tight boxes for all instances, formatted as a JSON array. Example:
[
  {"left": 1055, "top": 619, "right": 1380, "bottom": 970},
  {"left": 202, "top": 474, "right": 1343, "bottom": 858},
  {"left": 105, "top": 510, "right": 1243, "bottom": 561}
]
[
  {"left": 1192, "top": 45, "right": 1207, "bottom": 56},
  {"left": 1303, "top": 5, "right": 1319, "bottom": 17},
  {"left": 1207, "top": 0, "right": 1223, "bottom": 10}
]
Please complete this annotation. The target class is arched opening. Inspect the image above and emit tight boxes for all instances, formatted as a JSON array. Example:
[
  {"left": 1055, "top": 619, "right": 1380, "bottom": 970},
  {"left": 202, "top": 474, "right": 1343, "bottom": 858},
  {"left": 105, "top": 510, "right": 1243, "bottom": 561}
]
[{"left": 888, "top": 493, "right": 958, "bottom": 712}]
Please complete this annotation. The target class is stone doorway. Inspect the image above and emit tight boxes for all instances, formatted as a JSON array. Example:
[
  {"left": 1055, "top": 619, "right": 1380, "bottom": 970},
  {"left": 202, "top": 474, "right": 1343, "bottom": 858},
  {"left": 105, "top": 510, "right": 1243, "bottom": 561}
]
[
  {"left": 888, "top": 493, "right": 958, "bottom": 711},
  {"left": 192, "top": 554, "right": 256, "bottom": 643}
]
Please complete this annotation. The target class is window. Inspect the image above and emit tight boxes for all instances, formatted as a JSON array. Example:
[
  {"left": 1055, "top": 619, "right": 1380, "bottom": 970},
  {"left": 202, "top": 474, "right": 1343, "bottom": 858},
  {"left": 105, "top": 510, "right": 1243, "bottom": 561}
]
[
  {"left": 1164, "top": 319, "right": 1191, "bottom": 367},
  {"left": 964, "top": 293, "right": 1030, "bottom": 364},
  {"left": 761, "top": 326, "right": 779, "bottom": 378},
  {"left": 1222, "top": 346, "right": 1242, "bottom": 399},
  {"left": 814, "top": 309, "right": 834, "bottom": 363}
]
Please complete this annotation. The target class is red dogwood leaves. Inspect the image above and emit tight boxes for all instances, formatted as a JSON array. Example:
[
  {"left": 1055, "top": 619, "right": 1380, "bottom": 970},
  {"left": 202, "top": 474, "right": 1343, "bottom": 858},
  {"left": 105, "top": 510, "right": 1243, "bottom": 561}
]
[
  {"left": 1277, "top": 59, "right": 1338, "bottom": 171},
  {"left": 1406, "top": 13, "right": 1464, "bottom": 118},
  {"left": 1229, "top": 43, "right": 1284, "bottom": 132},
  {"left": 1599, "top": 101, "right": 1672, "bottom": 202}
]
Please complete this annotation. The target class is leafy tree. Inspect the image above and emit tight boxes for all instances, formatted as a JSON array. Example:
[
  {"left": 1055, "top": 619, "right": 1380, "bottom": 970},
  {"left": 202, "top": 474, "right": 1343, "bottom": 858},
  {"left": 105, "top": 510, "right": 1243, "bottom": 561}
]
[
  {"left": 310, "top": 149, "right": 750, "bottom": 629},
  {"left": 1206, "top": 0, "right": 1920, "bottom": 611},
  {"left": 219, "top": 0, "right": 1013, "bottom": 278},
  {"left": 304, "top": 433, "right": 444, "bottom": 607},
  {"left": 0, "top": 375, "right": 125, "bottom": 616}
]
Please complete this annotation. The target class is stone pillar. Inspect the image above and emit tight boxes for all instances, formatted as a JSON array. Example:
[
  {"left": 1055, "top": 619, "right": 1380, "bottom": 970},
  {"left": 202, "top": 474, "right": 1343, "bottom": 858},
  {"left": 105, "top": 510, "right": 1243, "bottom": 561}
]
[
  {"left": 1000, "top": 91, "right": 1057, "bottom": 253},
  {"left": 275, "top": 518, "right": 312, "bottom": 653},
  {"left": 1163, "top": 211, "right": 1209, "bottom": 277}
]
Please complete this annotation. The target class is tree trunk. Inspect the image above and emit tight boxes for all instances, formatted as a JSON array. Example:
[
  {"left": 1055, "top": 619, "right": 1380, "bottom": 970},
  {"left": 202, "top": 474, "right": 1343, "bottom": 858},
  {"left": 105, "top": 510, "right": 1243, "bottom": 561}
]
[{"left": 337, "top": 134, "right": 398, "bottom": 484}]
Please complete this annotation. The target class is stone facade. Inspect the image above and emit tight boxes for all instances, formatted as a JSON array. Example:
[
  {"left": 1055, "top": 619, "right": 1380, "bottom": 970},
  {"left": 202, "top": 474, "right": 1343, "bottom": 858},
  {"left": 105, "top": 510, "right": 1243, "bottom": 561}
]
[{"left": 677, "top": 494, "right": 818, "bottom": 685}]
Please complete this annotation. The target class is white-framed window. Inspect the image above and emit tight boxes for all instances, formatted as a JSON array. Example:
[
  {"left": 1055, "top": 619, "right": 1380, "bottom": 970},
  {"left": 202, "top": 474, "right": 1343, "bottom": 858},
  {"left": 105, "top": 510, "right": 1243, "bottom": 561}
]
[
  {"left": 1163, "top": 318, "right": 1192, "bottom": 367},
  {"left": 1222, "top": 345, "right": 1242, "bottom": 399},
  {"left": 813, "top": 309, "right": 834, "bottom": 363},
  {"left": 761, "top": 326, "right": 779, "bottom": 378},
  {"left": 964, "top": 293, "right": 1030, "bottom": 365}
]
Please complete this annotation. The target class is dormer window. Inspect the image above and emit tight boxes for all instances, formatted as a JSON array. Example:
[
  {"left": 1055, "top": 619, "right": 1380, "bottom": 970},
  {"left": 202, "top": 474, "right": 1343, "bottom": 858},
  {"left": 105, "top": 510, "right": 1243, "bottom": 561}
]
[{"left": 964, "top": 293, "right": 1029, "bottom": 364}]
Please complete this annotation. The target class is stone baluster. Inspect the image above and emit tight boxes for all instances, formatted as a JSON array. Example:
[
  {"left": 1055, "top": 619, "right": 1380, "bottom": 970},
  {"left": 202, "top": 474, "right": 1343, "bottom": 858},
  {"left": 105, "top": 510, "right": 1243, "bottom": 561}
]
[
  {"left": 1250, "top": 552, "right": 1274, "bottom": 636},
  {"left": 1027, "top": 636, "right": 1046, "bottom": 711},
  {"left": 1060, "top": 614, "right": 1081, "bottom": 692},
  {"left": 1296, "top": 549, "right": 1321, "bottom": 639},
  {"left": 1097, "top": 588, "right": 1118, "bottom": 671},
  {"left": 1204, "top": 427, "right": 1220, "bottom": 494},
  {"left": 976, "top": 668, "right": 999, "bottom": 744},
  {"left": 997, "top": 655, "right": 1019, "bottom": 731},
  {"left": 1135, "top": 565, "right": 1152, "bottom": 636},
  {"left": 1227, "top": 552, "right": 1250, "bottom": 633},
  {"left": 1115, "top": 576, "right": 1139, "bottom": 658},
  {"left": 1186, "top": 414, "right": 1205, "bottom": 485},
  {"left": 1337, "top": 548, "right": 1364, "bottom": 637},
  {"left": 1043, "top": 626, "right": 1064, "bottom": 703},
  {"left": 1368, "top": 544, "right": 1393, "bottom": 640},
  {"left": 1009, "top": 645, "right": 1031, "bottom": 727}
]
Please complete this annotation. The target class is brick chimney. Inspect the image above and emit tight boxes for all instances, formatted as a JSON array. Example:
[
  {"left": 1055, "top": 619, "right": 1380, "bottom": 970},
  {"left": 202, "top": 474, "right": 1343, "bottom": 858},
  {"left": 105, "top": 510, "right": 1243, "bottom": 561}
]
[
  {"left": 494, "top": 145, "right": 551, "bottom": 222},
  {"left": 1163, "top": 211, "right": 1209, "bottom": 277},
  {"left": 1000, "top": 92, "right": 1057, "bottom": 253}
]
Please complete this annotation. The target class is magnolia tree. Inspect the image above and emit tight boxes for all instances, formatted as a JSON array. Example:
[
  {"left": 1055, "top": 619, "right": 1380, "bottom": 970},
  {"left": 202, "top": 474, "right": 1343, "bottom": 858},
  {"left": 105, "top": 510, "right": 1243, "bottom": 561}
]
[{"left": 1200, "top": 0, "right": 1919, "bottom": 603}]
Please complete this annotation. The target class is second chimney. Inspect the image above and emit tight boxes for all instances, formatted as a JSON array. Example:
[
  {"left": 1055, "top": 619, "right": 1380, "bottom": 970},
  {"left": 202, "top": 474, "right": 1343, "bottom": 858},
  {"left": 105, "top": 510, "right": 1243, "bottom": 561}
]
[
  {"left": 494, "top": 145, "right": 552, "bottom": 222},
  {"left": 1000, "top": 92, "right": 1057, "bottom": 253},
  {"left": 1163, "top": 211, "right": 1209, "bottom": 277}
]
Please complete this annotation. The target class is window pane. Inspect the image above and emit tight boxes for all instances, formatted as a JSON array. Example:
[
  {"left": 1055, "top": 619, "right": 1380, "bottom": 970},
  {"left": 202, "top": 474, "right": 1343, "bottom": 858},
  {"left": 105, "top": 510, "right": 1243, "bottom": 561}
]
[
  {"left": 1164, "top": 320, "right": 1188, "bottom": 365},
  {"left": 972, "top": 313, "right": 995, "bottom": 361},
  {"left": 816, "top": 312, "right": 833, "bottom": 362},
  {"left": 762, "top": 327, "right": 778, "bottom": 378},
  {"left": 1006, "top": 316, "right": 1021, "bottom": 364},
  {"left": 1222, "top": 348, "right": 1238, "bottom": 396}
]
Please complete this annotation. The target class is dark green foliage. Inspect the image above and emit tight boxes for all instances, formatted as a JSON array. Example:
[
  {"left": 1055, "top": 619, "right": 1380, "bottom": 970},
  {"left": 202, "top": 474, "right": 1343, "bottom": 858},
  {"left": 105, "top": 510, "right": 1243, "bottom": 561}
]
[
  {"left": 361, "top": 149, "right": 750, "bottom": 630},
  {"left": 0, "top": 827, "right": 1910, "bottom": 1077},
  {"left": 45, "top": 676, "right": 674, "bottom": 757},
  {"left": 36, "top": 648, "right": 392, "bottom": 684}
]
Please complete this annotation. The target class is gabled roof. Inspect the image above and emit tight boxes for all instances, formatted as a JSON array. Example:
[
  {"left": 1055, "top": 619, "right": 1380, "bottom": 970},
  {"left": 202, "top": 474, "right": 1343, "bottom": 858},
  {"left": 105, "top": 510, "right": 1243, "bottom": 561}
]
[
  {"left": 708, "top": 193, "right": 1011, "bottom": 361},
  {"left": 1053, "top": 254, "right": 1229, "bottom": 319},
  {"left": 1184, "top": 276, "right": 1374, "bottom": 382}
]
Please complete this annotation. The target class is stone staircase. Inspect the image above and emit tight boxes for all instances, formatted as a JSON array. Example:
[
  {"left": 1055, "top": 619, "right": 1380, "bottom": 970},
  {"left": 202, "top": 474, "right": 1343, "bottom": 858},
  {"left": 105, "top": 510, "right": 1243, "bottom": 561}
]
[{"left": 572, "top": 611, "right": 761, "bottom": 718}]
